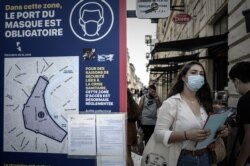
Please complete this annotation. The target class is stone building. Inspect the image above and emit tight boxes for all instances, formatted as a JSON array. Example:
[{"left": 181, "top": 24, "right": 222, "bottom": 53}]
[
  {"left": 146, "top": 0, "right": 250, "bottom": 164},
  {"left": 227, "top": 0, "right": 250, "bottom": 107},
  {"left": 147, "top": 0, "right": 250, "bottom": 107},
  {"left": 127, "top": 48, "right": 144, "bottom": 96}
]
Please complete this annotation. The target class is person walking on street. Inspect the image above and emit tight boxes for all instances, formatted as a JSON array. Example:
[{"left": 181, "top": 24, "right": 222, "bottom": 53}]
[
  {"left": 138, "top": 84, "right": 162, "bottom": 145},
  {"left": 229, "top": 61, "right": 250, "bottom": 166},
  {"left": 153, "top": 61, "right": 228, "bottom": 166}
]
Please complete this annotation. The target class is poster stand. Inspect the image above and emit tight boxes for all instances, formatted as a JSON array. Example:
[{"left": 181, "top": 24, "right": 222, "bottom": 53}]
[{"left": 0, "top": 0, "right": 126, "bottom": 165}]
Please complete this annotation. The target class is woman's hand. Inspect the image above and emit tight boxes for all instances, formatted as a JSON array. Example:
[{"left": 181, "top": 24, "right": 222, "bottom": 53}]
[
  {"left": 186, "top": 128, "right": 211, "bottom": 141},
  {"left": 213, "top": 104, "right": 225, "bottom": 112},
  {"left": 217, "top": 125, "right": 229, "bottom": 137}
]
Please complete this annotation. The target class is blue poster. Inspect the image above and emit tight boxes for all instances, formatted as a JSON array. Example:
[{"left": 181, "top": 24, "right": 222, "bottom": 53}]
[{"left": 0, "top": 0, "right": 126, "bottom": 165}]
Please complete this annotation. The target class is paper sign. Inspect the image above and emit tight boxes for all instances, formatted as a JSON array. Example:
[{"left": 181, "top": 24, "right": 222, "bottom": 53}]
[
  {"left": 96, "top": 113, "right": 126, "bottom": 156},
  {"left": 68, "top": 114, "right": 96, "bottom": 156}
]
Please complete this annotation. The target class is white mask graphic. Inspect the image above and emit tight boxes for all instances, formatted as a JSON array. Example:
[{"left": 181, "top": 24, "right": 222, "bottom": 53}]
[
  {"left": 186, "top": 75, "right": 205, "bottom": 92},
  {"left": 79, "top": 7, "right": 104, "bottom": 37}
]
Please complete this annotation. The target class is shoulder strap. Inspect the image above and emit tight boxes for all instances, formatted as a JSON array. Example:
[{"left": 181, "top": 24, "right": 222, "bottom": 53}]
[
  {"left": 139, "top": 95, "right": 146, "bottom": 112},
  {"left": 142, "top": 95, "right": 146, "bottom": 105}
]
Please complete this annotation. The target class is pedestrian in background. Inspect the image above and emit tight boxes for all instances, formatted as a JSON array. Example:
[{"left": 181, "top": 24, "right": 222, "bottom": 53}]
[
  {"left": 229, "top": 61, "right": 250, "bottom": 166},
  {"left": 127, "top": 89, "right": 140, "bottom": 166},
  {"left": 153, "top": 61, "right": 228, "bottom": 166},
  {"left": 138, "top": 84, "right": 162, "bottom": 145}
]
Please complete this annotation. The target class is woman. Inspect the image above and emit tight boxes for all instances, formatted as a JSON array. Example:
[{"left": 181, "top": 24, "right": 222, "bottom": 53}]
[
  {"left": 127, "top": 89, "right": 140, "bottom": 166},
  {"left": 154, "top": 61, "right": 228, "bottom": 166}
]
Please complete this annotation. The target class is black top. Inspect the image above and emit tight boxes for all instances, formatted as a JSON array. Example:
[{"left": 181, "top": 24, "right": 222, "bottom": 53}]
[
  {"left": 236, "top": 90, "right": 250, "bottom": 145},
  {"left": 237, "top": 90, "right": 250, "bottom": 163}
]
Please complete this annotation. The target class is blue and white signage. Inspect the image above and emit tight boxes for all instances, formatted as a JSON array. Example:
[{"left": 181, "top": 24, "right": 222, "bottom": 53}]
[{"left": 0, "top": 0, "right": 126, "bottom": 165}]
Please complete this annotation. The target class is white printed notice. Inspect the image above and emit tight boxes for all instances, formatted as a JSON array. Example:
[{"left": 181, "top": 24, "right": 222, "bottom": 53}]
[
  {"left": 97, "top": 156, "right": 126, "bottom": 166},
  {"left": 67, "top": 114, "right": 96, "bottom": 156},
  {"left": 96, "top": 114, "right": 125, "bottom": 156}
]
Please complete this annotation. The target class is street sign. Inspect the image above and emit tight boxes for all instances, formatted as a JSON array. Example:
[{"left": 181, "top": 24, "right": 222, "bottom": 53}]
[
  {"left": 136, "top": 0, "right": 170, "bottom": 19},
  {"left": 172, "top": 13, "right": 192, "bottom": 24}
]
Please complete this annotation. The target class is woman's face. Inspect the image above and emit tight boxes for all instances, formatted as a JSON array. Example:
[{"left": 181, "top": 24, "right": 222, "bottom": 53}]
[
  {"left": 182, "top": 64, "right": 205, "bottom": 92},
  {"left": 185, "top": 65, "right": 205, "bottom": 78}
]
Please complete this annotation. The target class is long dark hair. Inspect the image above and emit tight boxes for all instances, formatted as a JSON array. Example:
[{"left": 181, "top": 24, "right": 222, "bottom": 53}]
[{"left": 168, "top": 61, "right": 213, "bottom": 113}]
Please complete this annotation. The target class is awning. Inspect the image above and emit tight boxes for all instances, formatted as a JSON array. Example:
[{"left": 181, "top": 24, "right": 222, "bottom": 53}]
[
  {"left": 150, "top": 64, "right": 183, "bottom": 73},
  {"left": 151, "top": 33, "right": 228, "bottom": 54},
  {"left": 148, "top": 53, "right": 200, "bottom": 66}
]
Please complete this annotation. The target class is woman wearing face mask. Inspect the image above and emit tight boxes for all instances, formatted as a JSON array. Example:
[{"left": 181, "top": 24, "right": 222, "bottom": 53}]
[{"left": 153, "top": 61, "right": 228, "bottom": 166}]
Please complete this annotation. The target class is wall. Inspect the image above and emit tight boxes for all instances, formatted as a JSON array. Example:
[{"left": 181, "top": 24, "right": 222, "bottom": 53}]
[
  {"left": 228, "top": 0, "right": 250, "bottom": 107},
  {"left": 154, "top": 0, "right": 228, "bottom": 100}
]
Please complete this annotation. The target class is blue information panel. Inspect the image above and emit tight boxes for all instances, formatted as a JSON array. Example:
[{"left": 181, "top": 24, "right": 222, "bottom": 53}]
[{"left": 0, "top": 0, "right": 126, "bottom": 165}]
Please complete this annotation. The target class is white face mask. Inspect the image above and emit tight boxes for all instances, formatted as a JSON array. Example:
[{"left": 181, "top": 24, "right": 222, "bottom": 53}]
[{"left": 186, "top": 75, "right": 205, "bottom": 92}]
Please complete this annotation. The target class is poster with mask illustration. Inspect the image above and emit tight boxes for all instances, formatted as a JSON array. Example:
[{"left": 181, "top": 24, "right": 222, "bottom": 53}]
[{"left": 0, "top": 0, "right": 126, "bottom": 165}]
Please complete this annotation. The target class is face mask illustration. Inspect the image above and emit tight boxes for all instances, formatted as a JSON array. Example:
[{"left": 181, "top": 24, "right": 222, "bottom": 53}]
[
  {"left": 79, "top": 9, "right": 104, "bottom": 37},
  {"left": 186, "top": 75, "right": 205, "bottom": 92}
]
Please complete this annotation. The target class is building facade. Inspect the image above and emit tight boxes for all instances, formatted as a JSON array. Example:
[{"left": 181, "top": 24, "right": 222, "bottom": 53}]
[
  {"left": 146, "top": 0, "right": 250, "bottom": 163},
  {"left": 148, "top": 0, "right": 250, "bottom": 107},
  {"left": 227, "top": 0, "right": 250, "bottom": 107},
  {"left": 127, "top": 48, "right": 144, "bottom": 96}
]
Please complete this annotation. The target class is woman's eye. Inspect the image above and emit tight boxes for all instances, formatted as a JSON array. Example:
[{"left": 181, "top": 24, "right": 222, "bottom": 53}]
[{"left": 200, "top": 72, "right": 205, "bottom": 76}]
